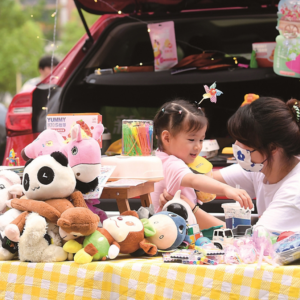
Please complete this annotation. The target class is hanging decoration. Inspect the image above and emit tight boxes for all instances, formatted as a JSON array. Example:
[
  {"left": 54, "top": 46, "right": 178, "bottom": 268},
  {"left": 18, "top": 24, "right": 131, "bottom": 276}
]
[{"left": 273, "top": 0, "right": 300, "bottom": 78}]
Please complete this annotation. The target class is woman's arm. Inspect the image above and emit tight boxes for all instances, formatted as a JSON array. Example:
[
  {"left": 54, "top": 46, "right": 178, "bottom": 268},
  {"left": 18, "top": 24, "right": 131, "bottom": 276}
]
[{"left": 181, "top": 173, "right": 253, "bottom": 209}]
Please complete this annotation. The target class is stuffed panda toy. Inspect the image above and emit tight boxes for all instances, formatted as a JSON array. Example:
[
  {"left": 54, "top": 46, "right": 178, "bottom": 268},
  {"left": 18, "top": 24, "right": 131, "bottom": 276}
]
[
  {"left": 22, "top": 151, "right": 76, "bottom": 200},
  {"left": 2, "top": 152, "right": 81, "bottom": 262}
]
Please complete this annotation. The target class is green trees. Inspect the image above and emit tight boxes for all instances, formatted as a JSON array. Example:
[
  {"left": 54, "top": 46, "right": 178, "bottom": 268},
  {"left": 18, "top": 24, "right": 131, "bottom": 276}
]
[
  {"left": 57, "top": 10, "right": 99, "bottom": 57},
  {"left": 0, "top": 0, "right": 44, "bottom": 94}
]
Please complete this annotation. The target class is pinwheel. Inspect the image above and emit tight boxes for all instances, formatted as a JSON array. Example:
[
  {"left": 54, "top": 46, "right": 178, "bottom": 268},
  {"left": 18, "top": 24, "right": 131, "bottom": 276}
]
[{"left": 198, "top": 82, "right": 223, "bottom": 105}]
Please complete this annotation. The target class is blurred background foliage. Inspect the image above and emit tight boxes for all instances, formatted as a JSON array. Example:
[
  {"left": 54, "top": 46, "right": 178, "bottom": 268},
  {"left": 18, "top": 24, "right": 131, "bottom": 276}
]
[{"left": 0, "top": 0, "right": 99, "bottom": 96}]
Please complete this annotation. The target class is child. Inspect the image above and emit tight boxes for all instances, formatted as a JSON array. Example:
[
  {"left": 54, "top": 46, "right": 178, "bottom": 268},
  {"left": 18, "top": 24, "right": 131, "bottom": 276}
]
[{"left": 151, "top": 99, "right": 253, "bottom": 218}]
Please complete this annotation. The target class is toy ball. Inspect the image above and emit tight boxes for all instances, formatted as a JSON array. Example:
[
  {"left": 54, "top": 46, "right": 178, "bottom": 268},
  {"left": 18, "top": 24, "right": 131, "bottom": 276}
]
[{"left": 195, "top": 237, "right": 211, "bottom": 247}]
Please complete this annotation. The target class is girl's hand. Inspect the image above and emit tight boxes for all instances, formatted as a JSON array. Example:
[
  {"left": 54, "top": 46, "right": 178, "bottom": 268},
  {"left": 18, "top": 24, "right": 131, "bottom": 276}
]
[
  {"left": 223, "top": 186, "right": 253, "bottom": 209},
  {"left": 159, "top": 189, "right": 173, "bottom": 208},
  {"left": 159, "top": 189, "right": 193, "bottom": 209}
]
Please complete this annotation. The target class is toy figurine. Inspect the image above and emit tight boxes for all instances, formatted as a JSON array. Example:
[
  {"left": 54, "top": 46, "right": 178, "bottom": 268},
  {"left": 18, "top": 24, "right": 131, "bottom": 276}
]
[{"left": 6, "top": 149, "right": 20, "bottom": 166}]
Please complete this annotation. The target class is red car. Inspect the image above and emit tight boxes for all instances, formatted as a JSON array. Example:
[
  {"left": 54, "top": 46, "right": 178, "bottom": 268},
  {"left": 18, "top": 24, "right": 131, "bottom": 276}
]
[{"left": 3, "top": 0, "right": 299, "bottom": 212}]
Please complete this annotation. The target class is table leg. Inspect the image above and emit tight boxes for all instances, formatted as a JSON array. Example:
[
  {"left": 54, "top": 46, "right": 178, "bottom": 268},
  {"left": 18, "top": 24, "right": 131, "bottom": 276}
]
[
  {"left": 140, "top": 193, "right": 152, "bottom": 208},
  {"left": 116, "top": 198, "right": 131, "bottom": 214}
]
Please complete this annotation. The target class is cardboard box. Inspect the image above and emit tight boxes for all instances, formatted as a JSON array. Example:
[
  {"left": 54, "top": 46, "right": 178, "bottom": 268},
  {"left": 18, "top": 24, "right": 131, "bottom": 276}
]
[
  {"left": 46, "top": 113, "right": 102, "bottom": 148},
  {"left": 252, "top": 42, "right": 276, "bottom": 68}
]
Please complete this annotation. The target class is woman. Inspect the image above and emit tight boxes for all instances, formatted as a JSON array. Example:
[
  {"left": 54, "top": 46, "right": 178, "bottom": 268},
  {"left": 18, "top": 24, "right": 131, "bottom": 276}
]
[{"left": 160, "top": 97, "right": 300, "bottom": 234}]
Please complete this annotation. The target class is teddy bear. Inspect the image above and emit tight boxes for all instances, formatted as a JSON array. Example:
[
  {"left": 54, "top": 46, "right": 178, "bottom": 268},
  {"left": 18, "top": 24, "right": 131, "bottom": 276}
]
[{"left": 18, "top": 212, "right": 68, "bottom": 262}]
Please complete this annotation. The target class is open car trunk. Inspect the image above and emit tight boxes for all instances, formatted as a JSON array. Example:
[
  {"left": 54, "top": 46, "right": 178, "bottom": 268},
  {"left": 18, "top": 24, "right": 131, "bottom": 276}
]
[{"left": 34, "top": 8, "right": 300, "bottom": 149}]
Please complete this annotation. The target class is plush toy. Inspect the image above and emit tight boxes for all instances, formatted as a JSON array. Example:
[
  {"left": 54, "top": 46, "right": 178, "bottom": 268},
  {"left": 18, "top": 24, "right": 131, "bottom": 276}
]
[
  {"left": 63, "top": 227, "right": 121, "bottom": 264},
  {"left": 102, "top": 211, "right": 157, "bottom": 256},
  {"left": 61, "top": 123, "right": 103, "bottom": 193},
  {"left": 18, "top": 212, "right": 68, "bottom": 262},
  {"left": 146, "top": 211, "right": 191, "bottom": 251},
  {"left": 21, "top": 125, "right": 106, "bottom": 222},
  {"left": 0, "top": 170, "right": 23, "bottom": 260},
  {"left": 21, "top": 129, "right": 64, "bottom": 161},
  {"left": 58, "top": 207, "right": 100, "bottom": 241},
  {"left": 20, "top": 124, "right": 104, "bottom": 195},
  {"left": 4, "top": 152, "right": 86, "bottom": 243},
  {"left": 58, "top": 207, "right": 120, "bottom": 264},
  {"left": 137, "top": 204, "right": 155, "bottom": 219},
  {"left": 162, "top": 190, "right": 197, "bottom": 225}
]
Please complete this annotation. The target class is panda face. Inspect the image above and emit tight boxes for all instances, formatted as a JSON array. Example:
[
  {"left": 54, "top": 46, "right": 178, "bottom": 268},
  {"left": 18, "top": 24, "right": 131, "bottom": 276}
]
[{"left": 23, "top": 154, "right": 76, "bottom": 200}]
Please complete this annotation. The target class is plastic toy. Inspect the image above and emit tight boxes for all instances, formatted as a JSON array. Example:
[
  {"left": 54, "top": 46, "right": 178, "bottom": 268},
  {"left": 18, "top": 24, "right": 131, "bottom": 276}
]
[
  {"left": 201, "top": 225, "right": 223, "bottom": 240},
  {"left": 224, "top": 245, "right": 241, "bottom": 264},
  {"left": 274, "top": 233, "right": 300, "bottom": 264},
  {"left": 277, "top": 231, "right": 295, "bottom": 242},
  {"left": 6, "top": 149, "right": 19, "bottom": 166},
  {"left": 232, "top": 225, "right": 253, "bottom": 237},
  {"left": 198, "top": 82, "right": 223, "bottom": 105},
  {"left": 212, "top": 228, "right": 234, "bottom": 250},
  {"left": 195, "top": 237, "right": 211, "bottom": 247},
  {"left": 252, "top": 225, "right": 278, "bottom": 269},
  {"left": 233, "top": 237, "right": 257, "bottom": 264}
]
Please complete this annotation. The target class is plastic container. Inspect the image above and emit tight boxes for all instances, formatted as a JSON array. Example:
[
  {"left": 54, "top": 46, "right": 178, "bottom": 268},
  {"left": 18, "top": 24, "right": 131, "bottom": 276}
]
[
  {"left": 101, "top": 155, "right": 163, "bottom": 180},
  {"left": 102, "top": 127, "right": 111, "bottom": 154},
  {"left": 221, "top": 203, "right": 251, "bottom": 229},
  {"left": 122, "top": 120, "right": 153, "bottom": 156}
]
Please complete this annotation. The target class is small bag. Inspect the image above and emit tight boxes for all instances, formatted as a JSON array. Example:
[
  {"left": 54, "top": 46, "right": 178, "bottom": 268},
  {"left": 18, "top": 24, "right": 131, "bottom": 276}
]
[{"left": 148, "top": 21, "right": 178, "bottom": 71}]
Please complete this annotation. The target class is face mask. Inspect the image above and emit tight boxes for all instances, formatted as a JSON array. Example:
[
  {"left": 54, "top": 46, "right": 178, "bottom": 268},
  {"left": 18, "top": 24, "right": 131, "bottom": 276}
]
[{"left": 232, "top": 144, "right": 266, "bottom": 172}]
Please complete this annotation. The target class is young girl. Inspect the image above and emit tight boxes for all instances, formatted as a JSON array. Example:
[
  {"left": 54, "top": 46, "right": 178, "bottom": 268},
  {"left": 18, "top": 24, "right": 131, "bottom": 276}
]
[{"left": 151, "top": 100, "right": 253, "bottom": 228}]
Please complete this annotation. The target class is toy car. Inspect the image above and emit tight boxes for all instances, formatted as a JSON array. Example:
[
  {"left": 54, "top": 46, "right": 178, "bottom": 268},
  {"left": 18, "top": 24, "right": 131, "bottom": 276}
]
[{"left": 212, "top": 228, "right": 234, "bottom": 250}]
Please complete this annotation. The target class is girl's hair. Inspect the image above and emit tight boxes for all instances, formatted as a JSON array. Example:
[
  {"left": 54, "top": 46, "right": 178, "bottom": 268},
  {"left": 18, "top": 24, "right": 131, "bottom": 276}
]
[
  {"left": 153, "top": 99, "right": 208, "bottom": 150},
  {"left": 228, "top": 97, "right": 300, "bottom": 162}
]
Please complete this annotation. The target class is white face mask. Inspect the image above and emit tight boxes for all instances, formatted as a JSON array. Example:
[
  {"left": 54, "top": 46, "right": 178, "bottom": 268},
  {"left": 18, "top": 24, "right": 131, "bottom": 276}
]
[{"left": 232, "top": 144, "right": 266, "bottom": 172}]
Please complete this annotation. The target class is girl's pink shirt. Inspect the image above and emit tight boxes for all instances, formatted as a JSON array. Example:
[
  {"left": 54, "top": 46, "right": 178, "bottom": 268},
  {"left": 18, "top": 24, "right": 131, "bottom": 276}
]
[{"left": 151, "top": 150, "right": 197, "bottom": 213}]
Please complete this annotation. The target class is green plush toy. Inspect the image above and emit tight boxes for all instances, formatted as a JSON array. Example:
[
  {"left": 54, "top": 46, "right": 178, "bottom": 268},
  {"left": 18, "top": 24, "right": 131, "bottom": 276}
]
[{"left": 63, "top": 228, "right": 120, "bottom": 264}]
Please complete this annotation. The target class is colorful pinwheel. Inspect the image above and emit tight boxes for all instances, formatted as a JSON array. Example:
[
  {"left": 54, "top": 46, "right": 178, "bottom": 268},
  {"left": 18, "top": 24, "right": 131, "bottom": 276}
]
[{"left": 198, "top": 82, "right": 223, "bottom": 105}]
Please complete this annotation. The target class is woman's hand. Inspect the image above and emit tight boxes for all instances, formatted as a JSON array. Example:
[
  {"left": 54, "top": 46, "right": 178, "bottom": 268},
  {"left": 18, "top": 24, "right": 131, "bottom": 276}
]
[{"left": 223, "top": 186, "right": 253, "bottom": 209}]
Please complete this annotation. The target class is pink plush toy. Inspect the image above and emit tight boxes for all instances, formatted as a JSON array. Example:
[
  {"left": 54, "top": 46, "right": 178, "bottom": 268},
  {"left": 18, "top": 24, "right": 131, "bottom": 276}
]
[
  {"left": 61, "top": 123, "right": 106, "bottom": 222},
  {"left": 21, "top": 129, "right": 64, "bottom": 161},
  {"left": 61, "top": 123, "right": 103, "bottom": 193}
]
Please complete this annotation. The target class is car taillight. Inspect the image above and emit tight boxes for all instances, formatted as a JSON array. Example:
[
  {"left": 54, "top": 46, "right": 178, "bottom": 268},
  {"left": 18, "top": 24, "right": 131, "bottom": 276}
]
[{"left": 6, "top": 90, "right": 33, "bottom": 137}]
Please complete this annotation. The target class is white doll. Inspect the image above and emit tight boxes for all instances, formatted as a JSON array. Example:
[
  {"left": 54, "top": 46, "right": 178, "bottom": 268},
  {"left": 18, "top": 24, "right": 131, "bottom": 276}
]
[{"left": 0, "top": 170, "right": 22, "bottom": 260}]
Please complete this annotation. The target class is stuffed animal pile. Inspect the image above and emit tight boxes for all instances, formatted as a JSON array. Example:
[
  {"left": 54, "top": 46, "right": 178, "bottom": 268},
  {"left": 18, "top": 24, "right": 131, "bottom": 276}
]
[{"left": 21, "top": 125, "right": 107, "bottom": 222}]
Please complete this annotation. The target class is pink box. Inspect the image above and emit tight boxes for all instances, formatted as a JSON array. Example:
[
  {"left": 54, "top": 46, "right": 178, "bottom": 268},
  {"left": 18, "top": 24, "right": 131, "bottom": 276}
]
[{"left": 46, "top": 113, "right": 102, "bottom": 148}]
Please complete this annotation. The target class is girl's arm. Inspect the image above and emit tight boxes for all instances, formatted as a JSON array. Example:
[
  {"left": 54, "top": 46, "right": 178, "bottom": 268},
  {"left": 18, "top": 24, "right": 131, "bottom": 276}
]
[
  {"left": 176, "top": 193, "right": 225, "bottom": 230},
  {"left": 212, "top": 170, "right": 226, "bottom": 183},
  {"left": 181, "top": 173, "right": 253, "bottom": 209}
]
